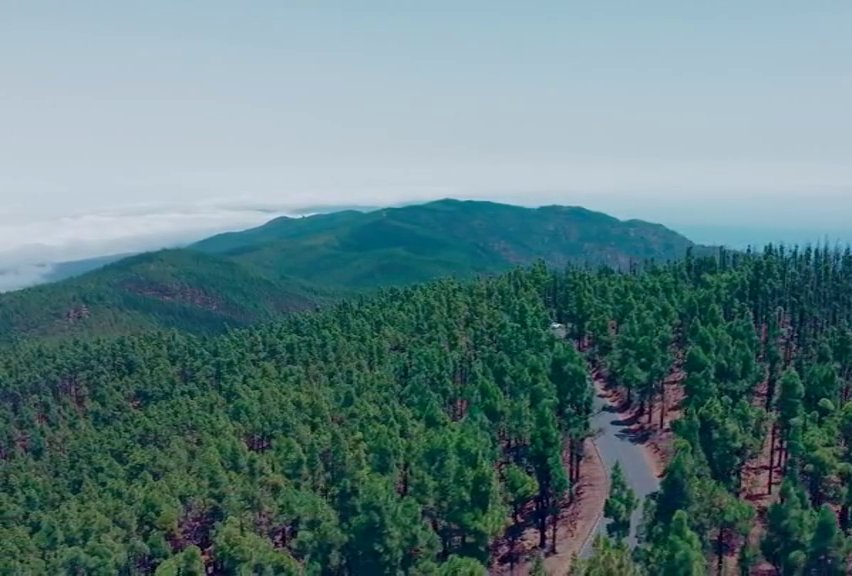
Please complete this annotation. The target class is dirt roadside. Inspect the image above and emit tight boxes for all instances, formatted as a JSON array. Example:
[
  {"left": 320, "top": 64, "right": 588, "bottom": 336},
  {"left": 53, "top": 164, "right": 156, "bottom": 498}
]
[{"left": 490, "top": 436, "right": 608, "bottom": 576}]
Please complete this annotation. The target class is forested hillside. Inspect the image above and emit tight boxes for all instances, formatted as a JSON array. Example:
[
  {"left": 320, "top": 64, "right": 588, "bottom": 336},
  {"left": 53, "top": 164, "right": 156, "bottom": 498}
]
[
  {"left": 0, "top": 266, "right": 593, "bottom": 574},
  {"left": 194, "top": 199, "right": 696, "bottom": 287},
  {"left": 4, "top": 243, "right": 852, "bottom": 574},
  {"left": 0, "top": 199, "right": 696, "bottom": 342},
  {"left": 0, "top": 250, "right": 328, "bottom": 342},
  {"left": 568, "top": 245, "right": 852, "bottom": 575}
]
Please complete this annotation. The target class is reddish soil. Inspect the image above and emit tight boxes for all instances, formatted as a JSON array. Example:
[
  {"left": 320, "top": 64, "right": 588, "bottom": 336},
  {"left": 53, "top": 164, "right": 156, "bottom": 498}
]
[
  {"left": 589, "top": 341, "right": 793, "bottom": 575},
  {"left": 738, "top": 378, "right": 782, "bottom": 575},
  {"left": 123, "top": 281, "right": 224, "bottom": 311},
  {"left": 490, "top": 436, "right": 608, "bottom": 575}
]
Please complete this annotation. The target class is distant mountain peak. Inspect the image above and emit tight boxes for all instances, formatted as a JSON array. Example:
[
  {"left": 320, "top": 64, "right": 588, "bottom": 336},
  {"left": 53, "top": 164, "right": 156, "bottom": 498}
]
[{"left": 0, "top": 198, "right": 697, "bottom": 341}]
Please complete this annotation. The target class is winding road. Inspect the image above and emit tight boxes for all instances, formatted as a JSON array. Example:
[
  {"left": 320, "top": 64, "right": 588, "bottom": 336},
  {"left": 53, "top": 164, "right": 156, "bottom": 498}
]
[{"left": 579, "top": 383, "right": 662, "bottom": 556}]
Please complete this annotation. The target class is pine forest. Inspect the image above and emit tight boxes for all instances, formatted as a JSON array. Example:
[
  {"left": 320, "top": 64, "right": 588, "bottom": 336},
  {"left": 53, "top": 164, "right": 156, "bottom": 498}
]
[{"left": 3, "top": 245, "right": 852, "bottom": 575}]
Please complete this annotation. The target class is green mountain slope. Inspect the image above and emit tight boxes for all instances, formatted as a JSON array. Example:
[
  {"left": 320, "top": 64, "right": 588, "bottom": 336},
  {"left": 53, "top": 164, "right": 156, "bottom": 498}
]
[
  {"left": 0, "top": 250, "right": 326, "bottom": 341},
  {"left": 0, "top": 199, "right": 695, "bottom": 341},
  {"left": 194, "top": 199, "right": 695, "bottom": 287},
  {"left": 42, "top": 252, "right": 136, "bottom": 283},
  {"left": 0, "top": 267, "right": 584, "bottom": 574}
]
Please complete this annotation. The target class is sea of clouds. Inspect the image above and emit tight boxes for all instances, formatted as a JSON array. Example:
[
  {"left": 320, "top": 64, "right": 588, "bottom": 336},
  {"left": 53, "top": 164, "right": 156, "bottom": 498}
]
[
  {"left": 0, "top": 202, "right": 299, "bottom": 292},
  {"left": 3, "top": 187, "right": 849, "bottom": 293}
]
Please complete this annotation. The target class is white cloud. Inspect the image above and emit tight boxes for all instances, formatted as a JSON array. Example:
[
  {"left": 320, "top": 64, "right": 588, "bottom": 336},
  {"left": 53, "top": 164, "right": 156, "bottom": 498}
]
[
  {"left": 0, "top": 263, "right": 57, "bottom": 293},
  {"left": 0, "top": 202, "right": 297, "bottom": 292},
  {"left": 3, "top": 185, "right": 851, "bottom": 293}
]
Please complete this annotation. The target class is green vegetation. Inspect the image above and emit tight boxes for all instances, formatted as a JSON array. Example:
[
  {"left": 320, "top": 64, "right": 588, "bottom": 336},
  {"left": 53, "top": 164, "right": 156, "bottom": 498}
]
[
  {"left": 571, "top": 245, "right": 852, "bottom": 574},
  {"left": 194, "top": 199, "right": 696, "bottom": 288},
  {"left": 0, "top": 266, "right": 592, "bottom": 574},
  {"left": 6, "top": 208, "right": 852, "bottom": 574},
  {"left": 0, "top": 199, "right": 697, "bottom": 342},
  {"left": 604, "top": 462, "right": 637, "bottom": 541},
  {"left": 573, "top": 536, "right": 637, "bottom": 576},
  {"left": 0, "top": 250, "right": 331, "bottom": 342}
]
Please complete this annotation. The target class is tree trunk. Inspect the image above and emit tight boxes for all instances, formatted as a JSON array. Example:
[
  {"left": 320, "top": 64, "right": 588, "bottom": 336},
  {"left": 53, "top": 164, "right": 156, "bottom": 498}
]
[
  {"left": 716, "top": 527, "right": 725, "bottom": 576},
  {"left": 809, "top": 473, "right": 821, "bottom": 508},
  {"left": 574, "top": 449, "right": 582, "bottom": 484},
  {"left": 736, "top": 467, "right": 744, "bottom": 497},
  {"left": 659, "top": 383, "right": 666, "bottom": 430},
  {"left": 766, "top": 373, "right": 776, "bottom": 411},
  {"left": 567, "top": 438, "right": 574, "bottom": 487},
  {"left": 538, "top": 494, "right": 547, "bottom": 550},
  {"left": 768, "top": 423, "right": 777, "bottom": 495},
  {"left": 551, "top": 506, "right": 558, "bottom": 553},
  {"left": 432, "top": 518, "right": 448, "bottom": 559}
]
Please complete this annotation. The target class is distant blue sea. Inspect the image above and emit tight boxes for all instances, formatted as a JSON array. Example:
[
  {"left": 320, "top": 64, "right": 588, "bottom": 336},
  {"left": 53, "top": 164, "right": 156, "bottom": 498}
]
[{"left": 674, "top": 225, "right": 852, "bottom": 250}]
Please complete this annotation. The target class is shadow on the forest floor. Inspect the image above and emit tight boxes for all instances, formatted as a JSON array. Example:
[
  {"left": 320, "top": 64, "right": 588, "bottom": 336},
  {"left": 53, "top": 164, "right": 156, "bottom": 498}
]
[
  {"left": 611, "top": 412, "right": 642, "bottom": 427},
  {"left": 601, "top": 402, "right": 619, "bottom": 413},
  {"left": 615, "top": 426, "right": 652, "bottom": 444}
]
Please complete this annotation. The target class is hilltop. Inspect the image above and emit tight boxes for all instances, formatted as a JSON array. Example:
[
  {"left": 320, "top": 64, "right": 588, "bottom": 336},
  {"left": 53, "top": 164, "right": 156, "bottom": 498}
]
[
  {"left": 194, "top": 199, "right": 696, "bottom": 287},
  {"left": 0, "top": 199, "right": 696, "bottom": 341}
]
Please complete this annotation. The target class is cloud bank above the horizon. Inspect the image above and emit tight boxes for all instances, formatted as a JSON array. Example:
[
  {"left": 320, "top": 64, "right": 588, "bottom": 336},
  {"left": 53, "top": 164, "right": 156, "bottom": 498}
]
[
  {"left": 2, "top": 3, "right": 850, "bottom": 238},
  {"left": 3, "top": 185, "right": 852, "bottom": 292},
  {"left": 0, "top": 203, "right": 297, "bottom": 292}
]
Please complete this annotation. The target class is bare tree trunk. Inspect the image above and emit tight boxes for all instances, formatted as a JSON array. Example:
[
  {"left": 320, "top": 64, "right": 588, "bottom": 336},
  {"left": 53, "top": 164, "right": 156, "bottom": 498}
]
[
  {"left": 716, "top": 527, "right": 725, "bottom": 576},
  {"left": 768, "top": 423, "right": 777, "bottom": 495},
  {"left": 551, "top": 506, "right": 558, "bottom": 553},
  {"left": 575, "top": 448, "right": 582, "bottom": 484},
  {"left": 765, "top": 373, "right": 776, "bottom": 412},
  {"left": 567, "top": 439, "right": 575, "bottom": 487}
]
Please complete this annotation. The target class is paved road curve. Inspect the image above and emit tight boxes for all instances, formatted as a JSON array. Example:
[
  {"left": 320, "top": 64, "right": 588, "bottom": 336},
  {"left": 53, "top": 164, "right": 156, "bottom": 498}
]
[{"left": 579, "top": 385, "right": 662, "bottom": 556}]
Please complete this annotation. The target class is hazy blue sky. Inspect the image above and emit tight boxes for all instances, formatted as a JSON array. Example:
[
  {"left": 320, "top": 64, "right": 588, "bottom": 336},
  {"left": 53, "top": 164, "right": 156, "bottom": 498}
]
[{"left": 1, "top": 1, "right": 851, "bottom": 288}]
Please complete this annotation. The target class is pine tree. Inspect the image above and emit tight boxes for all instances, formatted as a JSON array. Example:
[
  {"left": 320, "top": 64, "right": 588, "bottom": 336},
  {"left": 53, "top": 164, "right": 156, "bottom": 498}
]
[
  {"left": 530, "top": 395, "right": 569, "bottom": 551},
  {"left": 805, "top": 505, "right": 847, "bottom": 575},
  {"left": 504, "top": 464, "right": 538, "bottom": 525},
  {"left": 530, "top": 553, "right": 546, "bottom": 576},
  {"left": 437, "top": 555, "right": 488, "bottom": 576},
  {"left": 657, "top": 511, "right": 706, "bottom": 576},
  {"left": 777, "top": 369, "right": 805, "bottom": 472},
  {"left": 654, "top": 441, "right": 696, "bottom": 526},
  {"left": 761, "top": 479, "right": 814, "bottom": 576},
  {"left": 572, "top": 536, "right": 637, "bottom": 576},
  {"left": 604, "top": 462, "right": 638, "bottom": 541},
  {"left": 702, "top": 486, "right": 753, "bottom": 576},
  {"left": 737, "top": 542, "right": 759, "bottom": 576}
]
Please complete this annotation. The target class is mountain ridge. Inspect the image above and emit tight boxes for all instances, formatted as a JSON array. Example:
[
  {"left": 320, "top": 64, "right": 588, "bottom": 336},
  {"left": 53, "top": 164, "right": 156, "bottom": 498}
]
[
  {"left": 194, "top": 199, "right": 696, "bottom": 285},
  {"left": 0, "top": 199, "right": 698, "bottom": 341}
]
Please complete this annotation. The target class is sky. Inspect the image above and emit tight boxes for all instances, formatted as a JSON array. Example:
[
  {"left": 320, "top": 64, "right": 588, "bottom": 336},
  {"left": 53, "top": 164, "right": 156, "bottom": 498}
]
[{"left": 1, "top": 1, "right": 851, "bottom": 290}]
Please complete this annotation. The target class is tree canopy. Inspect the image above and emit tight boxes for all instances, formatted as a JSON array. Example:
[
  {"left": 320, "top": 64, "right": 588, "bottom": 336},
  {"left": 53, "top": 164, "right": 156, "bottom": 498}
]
[{"left": 6, "top": 242, "right": 852, "bottom": 573}]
